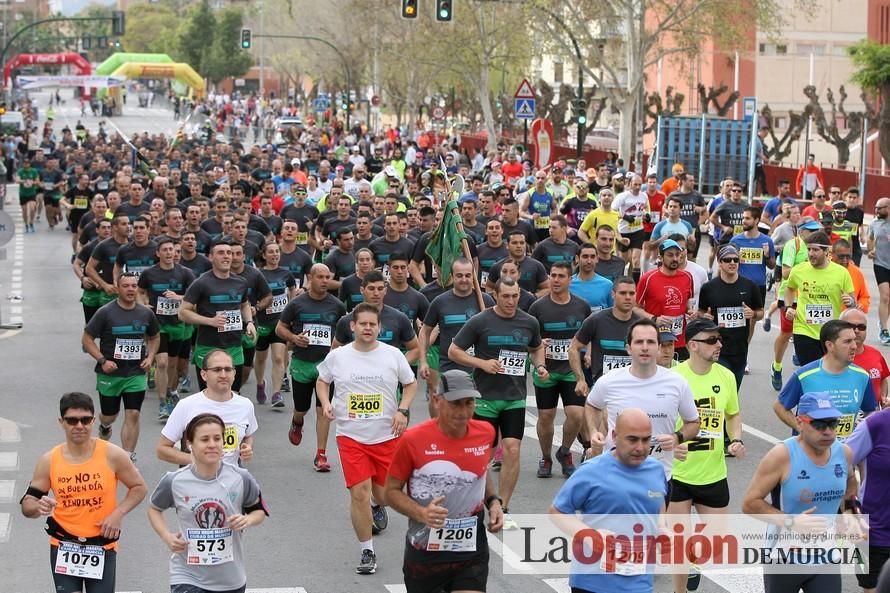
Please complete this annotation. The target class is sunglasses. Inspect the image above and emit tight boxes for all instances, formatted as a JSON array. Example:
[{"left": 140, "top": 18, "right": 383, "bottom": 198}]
[
  {"left": 205, "top": 366, "right": 236, "bottom": 373},
  {"left": 62, "top": 416, "right": 94, "bottom": 426},
  {"left": 850, "top": 323, "right": 867, "bottom": 331},
  {"left": 720, "top": 258, "right": 739, "bottom": 264},
  {"left": 800, "top": 416, "right": 838, "bottom": 431},
  {"left": 691, "top": 336, "right": 722, "bottom": 345}
]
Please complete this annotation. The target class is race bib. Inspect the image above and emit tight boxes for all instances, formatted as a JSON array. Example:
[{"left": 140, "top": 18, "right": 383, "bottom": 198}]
[
  {"left": 113, "top": 338, "right": 142, "bottom": 360},
  {"left": 739, "top": 247, "right": 763, "bottom": 264},
  {"left": 804, "top": 304, "right": 832, "bottom": 325},
  {"left": 534, "top": 216, "right": 550, "bottom": 229},
  {"left": 382, "top": 264, "right": 391, "bottom": 283},
  {"left": 74, "top": 197, "right": 89, "bottom": 209},
  {"left": 156, "top": 296, "right": 180, "bottom": 316},
  {"left": 649, "top": 212, "right": 661, "bottom": 223},
  {"left": 427, "top": 516, "right": 478, "bottom": 552},
  {"left": 480, "top": 271, "right": 489, "bottom": 285},
  {"left": 54, "top": 542, "right": 105, "bottom": 580},
  {"left": 348, "top": 392, "right": 383, "bottom": 419},
  {"left": 219, "top": 309, "right": 243, "bottom": 332},
  {"left": 187, "top": 528, "right": 234, "bottom": 565},
  {"left": 266, "top": 293, "right": 288, "bottom": 315},
  {"left": 628, "top": 218, "right": 642, "bottom": 232},
  {"left": 716, "top": 306, "right": 745, "bottom": 329},
  {"left": 498, "top": 349, "right": 527, "bottom": 376},
  {"left": 304, "top": 323, "right": 331, "bottom": 346},
  {"left": 668, "top": 315, "right": 684, "bottom": 336},
  {"left": 603, "top": 355, "right": 632, "bottom": 373},
  {"left": 732, "top": 224, "right": 744, "bottom": 236},
  {"left": 97, "top": 180, "right": 109, "bottom": 191},
  {"left": 545, "top": 339, "right": 570, "bottom": 361},
  {"left": 23, "top": 179, "right": 32, "bottom": 188},
  {"left": 43, "top": 181, "right": 55, "bottom": 191},
  {"left": 295, "top": 231, "right": 309, "bottom": 245},
  {"left": 697, "top": 408, "right": 724, "bottom": 440},
  {"left": 223, "top": 424, "right": 238, "bottom": 452},
  {"left": 836, "top": 414, "right": 855, "bottom": 439},
  {"left": 648, "top": 438, "right": 666, "bottom": 462},
  {"left": 600, "top": 545, "right": 646, "bottom": 576}
]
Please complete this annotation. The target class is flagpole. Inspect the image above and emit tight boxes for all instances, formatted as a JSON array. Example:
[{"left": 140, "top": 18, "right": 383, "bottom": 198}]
[{"left": 440, "top": 168, "right": 486, "bottom": 311}]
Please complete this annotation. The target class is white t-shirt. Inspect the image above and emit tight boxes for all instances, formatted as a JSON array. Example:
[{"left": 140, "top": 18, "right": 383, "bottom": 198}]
[
  {"left": 317, "top": 342, "right": 416, "bottom": 444},
  {"left": 682, "top": 260, "right": 709, "bottom": 309},
  {"left": 613, "top": 191, "right": 650, "bottom": 234},
  {"left": 161, "top": 391, "right": 259, "bottom": 465},
  {"left": 587, "top": 365, "right": 698, "bottom": 478}
]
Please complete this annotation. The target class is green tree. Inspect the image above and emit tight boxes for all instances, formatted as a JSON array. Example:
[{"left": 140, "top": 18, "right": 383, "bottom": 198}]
[
  {"left": 120, "top": 3, "right": 179, "bottom": 54},
  {"left": 848, "top": 40, "right": 890, "bottom": 167},
  {"left": 175, "top": 0, "right": 216, "bottom": 73},
  {"left": 202, "top": 8, "right": 253, "bottom": 83}
]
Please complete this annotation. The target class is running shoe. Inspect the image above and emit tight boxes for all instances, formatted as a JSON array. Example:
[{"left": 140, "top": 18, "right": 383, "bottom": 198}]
[
  {"left": 687, "top": 564, "right": 702, "bottom": 590},
  {"left": 270, "top": 392, "right": 285, "bottom": 408},
  {"left": 178, "top": 376, "right": 191, "bottom": 392},
  {"left": 128, "top": 451, "right": 137, "bottom": 464},
  {"left": 356, "top": 549, "right": 377, "bottom": 575},
  {"left": 256, "top": 382, "right": 267, "bottom": 405},
  {"left": 491, "top": 445, "right": 504, "bottom": 472},
  {"left": 771, "top": 365, "right": 783, "bottom": 391},
  {"left": 763, "top": 316, "right": 771, "bottom": 332},
  {"left": 313, "top": 452, "right": 331, "bottom": 472},
  {"left": 148, "top": 366, "right": 156, "bottom": 390},
  {"left": 537, "top": 457, "right": 553, "bottom": 478},
  {"left": 281, "top": 374, "right": 290, "bottom": 392},
  {"left": 158, "top": 400, "right": 170, "bottom": 421},
  {"left": 371, "top": 504, "right": 388, "bottom": 534},
  {"left": 555, "top": 446, "right": 576, "bottom": 477},
  {"left": 98, "top": 423, "right": 112, "bottom": 441},
  {"left": 881, "top": 329, "right": 890, "bottom": 346},
  {"left": 168, "top": 390, "right": 180, "bottom": 405},
  {"left": 502, "top": 510, "right": 519, "bottom": 531},
  {"left": 288, "top": 418, "right": 304, "bottom": 446},
  {"left": 744, "top": 365, "right": 750, "bottom": 375},
  {"left": 792, "top": 353, "right": 800, "bottom": 367}
]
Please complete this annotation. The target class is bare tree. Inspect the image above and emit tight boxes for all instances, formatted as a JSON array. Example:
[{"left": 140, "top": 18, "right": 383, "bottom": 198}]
[
  {"left": 802, "top": 84, "right": 878, "bottom": 168},
  {"left": 760, "top": 104, "right": 807, "bottom": 162},
  {"left": 696, "top": 83, "right": 739, "bottom": 116},
  {"left": 643, "top": 86, "right": 685, "bottom": 134}
]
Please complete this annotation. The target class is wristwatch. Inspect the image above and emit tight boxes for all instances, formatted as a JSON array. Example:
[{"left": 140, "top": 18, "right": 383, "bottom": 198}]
[
  {"left": 485, "top": 495, "right": 503, "bottom": 510},
  {"left": 97, "top": 357, "right": 107, "bottom": 365},
  {"left": 674, "top": 430, "right": 685, "bottom": 444},
  {"left": 397, "top": 408, "right": 410, "bottom": 420}
]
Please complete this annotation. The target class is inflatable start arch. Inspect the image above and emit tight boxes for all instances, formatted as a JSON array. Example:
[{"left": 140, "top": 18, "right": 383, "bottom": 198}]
[{"left": 3, "top": 52, "right": 92, "bottom": 86}]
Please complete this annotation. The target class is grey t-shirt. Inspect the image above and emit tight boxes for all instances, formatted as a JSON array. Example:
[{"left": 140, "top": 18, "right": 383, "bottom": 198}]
[
  {"left": 334, "top": 304, "right": 415, "bottom": 350},
  {"left": 575, "top": 308, "right": 642, "bottom": 381},
  {"left": 452, "top": 308, "right": 542, "bottom": 401},
  {"left": 531, "top": 238, "right": 579, "bottom": 272},
  {"left": 528, "top": 295, "right": 591, "bottom": 376},
  {"left": 182, "top": 272, "right": 249, "bottom": 349},
  {"left": 869, "top": 218, "right": 890, "bottom": 270},
  {"left": 150, "top": 463, "right": 263, "bottom": 590},
  {"left": 423, "top": 290, "right": 495, "bottom": 372},
  {"left": 115, "top": 240, "right": 158, "bottom": 276},
  {"left": 84, "top": 300, "right": 160, "bottom": 376},
  {"left": 383, "top": 285, "right": 430, "bottom": 325},
  {"left": 487, "top": 256, "right": 548, "bottom": 293}
]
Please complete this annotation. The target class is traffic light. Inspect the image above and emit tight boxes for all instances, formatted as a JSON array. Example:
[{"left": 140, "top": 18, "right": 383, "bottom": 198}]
[
  {"left": 111, "top": 10, "right": 125, "bottom": 36},
  {"left": 436, "top": 0, "right": 453, "bottom": 22},
  {"left": 240, "top": 28, "right": 252, "bottom": 49},
  {"left": 572, "top": 98, "right": 588, "bottom": 126},
  {"left": 401, "top": 0, "right": 418, "bottom": 19}
]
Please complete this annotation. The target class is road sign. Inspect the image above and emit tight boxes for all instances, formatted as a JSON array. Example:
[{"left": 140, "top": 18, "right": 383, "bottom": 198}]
[
  {"left": 371, "top": 95, "right": 381, "bottom": 107},
  {"left": 432, "top": 106, "right": 445, "bottom": 120},
  {"left": 514, "top": 98, "right": 535, "bottom": 120},
  {"left": 514, "top": 78, "right": 535, "bottom": 99},
  {"left": 743, "top": 97, "right": 756, "bottom": 123},
  {"left": 313, "top": 95, "right": 331, "bottom": 112},
  {"left": 0, "top": 211, "right": 14, "bottom": 247}
]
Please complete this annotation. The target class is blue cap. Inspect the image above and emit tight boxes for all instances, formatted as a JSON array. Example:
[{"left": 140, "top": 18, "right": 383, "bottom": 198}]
[
  {"left": 799, "top": 220, "right": 821, "bottom": 231},
  {"left": 659, "top": 239, "right": 682, "bottom": 253},
  {"left": 797, "top": 392, "right": 842, "bottom": 420}
]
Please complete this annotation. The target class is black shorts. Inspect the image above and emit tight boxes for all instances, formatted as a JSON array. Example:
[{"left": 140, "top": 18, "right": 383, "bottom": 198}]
[
  {"left": 792, "top": 333, "right": 824, "bottom": 366},
  {"left": 256, "top": 331, "right": 285, "bottom": 351},
  {"left": 856, "top": 545, "right": 890, "bottom": 589},
  {"left": 292, "top": 380, "right": 322, "bottom": 413},
  {"left": 159, "top": 333, "right": 190, "bottom": 358},
  {"left": 534, "top": 381, "right": 584, "bottom": 409},
  {"left": 99, "top": 391, "right": 145, "bottom": 416},
  {"left": 876, "top": 264, "right": 890, "bottom": 286},
  {"left": 19, "top": 194, "right": 36, "bottom": 206},
  {"left": 757, "top": 285, "right": 767, "bottom": 304},
  {"left": 618, "top": 230, "right": 646, "bottom": 251},
  {"left": 669, "top": 477, "right": 730, "bottom": 508},
  {"left": 474, "top": 406, "right": 525, "bottom": 442},
  {"left": 242, "top": 345, "right": 256, "bottom": 368},
  {"left": 403, "top": 554, "right": 489, "bottom": 593}
]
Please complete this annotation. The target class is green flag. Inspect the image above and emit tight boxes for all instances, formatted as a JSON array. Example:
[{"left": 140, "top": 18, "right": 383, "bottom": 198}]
[{"left": 425, "top": 199, "right": 467, "bottom": 285}]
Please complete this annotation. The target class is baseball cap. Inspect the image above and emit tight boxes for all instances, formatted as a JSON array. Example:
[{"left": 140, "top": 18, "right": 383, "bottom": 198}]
[
  {"left": 797, "top": 392, "right": 842, "bottom": 420},
  {"left": 383, "top": 165, "right": 398, "bottom": 178},
  {"left": 717, "top": 245, "right": 740, "bottom": 261},
  {"left": 437, "top": 370, "right": 481, "bottom": 401},
  {"left": 291, "top": 158, "right": 301, "bottom": 166},
  {"left": 659, "top": 239, "right": 682, "bottom": 253},
  {"left": 799, "top": 220, "right": 821, "bottom": 231},
  {"left": 685, "top": 318, "right": 720, "bottom": 341},
  {"left": 658, "top": 327, "right": 677, "bottom": 343},
  {"left": 611, "top": 172, "right": 624, "bottom": 181},
  {"left": 832, "top": 201, "right": 847, "bottom": 210},
  {"left": 352, "top": 145, "right": 360, "bottom": 152}
]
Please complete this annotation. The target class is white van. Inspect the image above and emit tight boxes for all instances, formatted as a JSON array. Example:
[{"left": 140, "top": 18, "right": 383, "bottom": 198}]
[{"left": 0, "top": 111, "right": 25, "bottom": 134}]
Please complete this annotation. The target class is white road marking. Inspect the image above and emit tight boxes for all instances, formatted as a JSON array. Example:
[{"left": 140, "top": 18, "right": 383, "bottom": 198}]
[
  {"left": 543, "top": 578, "right": 570, "bottom": 593},
  {"left": 384, "top": 585, "right": 408, "bottom": 593},
  {"left": 0, "top": 452, "right": 19, "bottom": 470},
  {"left": 742, "top": 423, "right": 781, "bottom": 445},
  {"left": 0, "top": 417, "right": 20, "bottom": 442},
  {"left": 0, "top": 512, "right": 9, "bottom": 543},
  {"left": 0, "top": 480, "right": 14, "bottom": 503},
  {"left": 488, "top": 531, "right": 535, "bottom": 573}
]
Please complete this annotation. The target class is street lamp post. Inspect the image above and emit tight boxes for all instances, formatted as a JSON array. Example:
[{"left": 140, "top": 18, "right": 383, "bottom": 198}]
[{"left": 253, "top": 34, "right": 352, "bottom": 130}]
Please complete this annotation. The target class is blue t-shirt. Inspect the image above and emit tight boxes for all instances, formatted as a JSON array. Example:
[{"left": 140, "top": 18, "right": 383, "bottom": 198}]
[
  {"left": 569, "top": 273, "right": 614, "bottom": 312},
  {"left": 708, "top": 196, "right": 725, "bottom": 239},
  {"left": 651, "top": 218, "right": 693, "bottom": 241},
  {"left": 778, "top": 360, "right": 876, "bottom": 440},
  {"left": 729, "top": 233, "right": 775, "bottom": 287},
  {"left": 528, "top": 190, "right": 554, "bottom": 216},
  {"left": 552, "top": 452, "right": 666, "bottom": 592}
]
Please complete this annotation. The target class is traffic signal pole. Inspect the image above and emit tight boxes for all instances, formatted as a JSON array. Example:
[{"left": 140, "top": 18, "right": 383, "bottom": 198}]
[{"left": 253, "top": 33, "right": 352, "bottom": 130}]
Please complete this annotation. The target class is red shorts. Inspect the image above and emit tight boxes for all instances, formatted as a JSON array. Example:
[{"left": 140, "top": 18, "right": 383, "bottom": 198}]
[
  {"left": 336, "top": 435, "right": 400, "bottom": 489},
  {"left": 780, "top": 306, "right": 793, "bottom": 333}
]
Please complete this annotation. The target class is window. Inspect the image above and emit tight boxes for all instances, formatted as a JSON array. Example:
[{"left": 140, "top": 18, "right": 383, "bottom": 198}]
[
  {"left": 797, "top": 43, "right": 825, "bottom": 55},
  {"left": 759, "top": 43, "right": 789, "bottom": 56},
  {"left": 776, "top": 44, "right": 788, "bottom": 55},
  {"left": 553, "top": 62, "right": 564, "bottom": 84},
  {"left": 832, "top": 44, "right": 849, "bottom": 56},
  {"left": 774, "top": 116, "right": 786, "bottom": 129}
]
